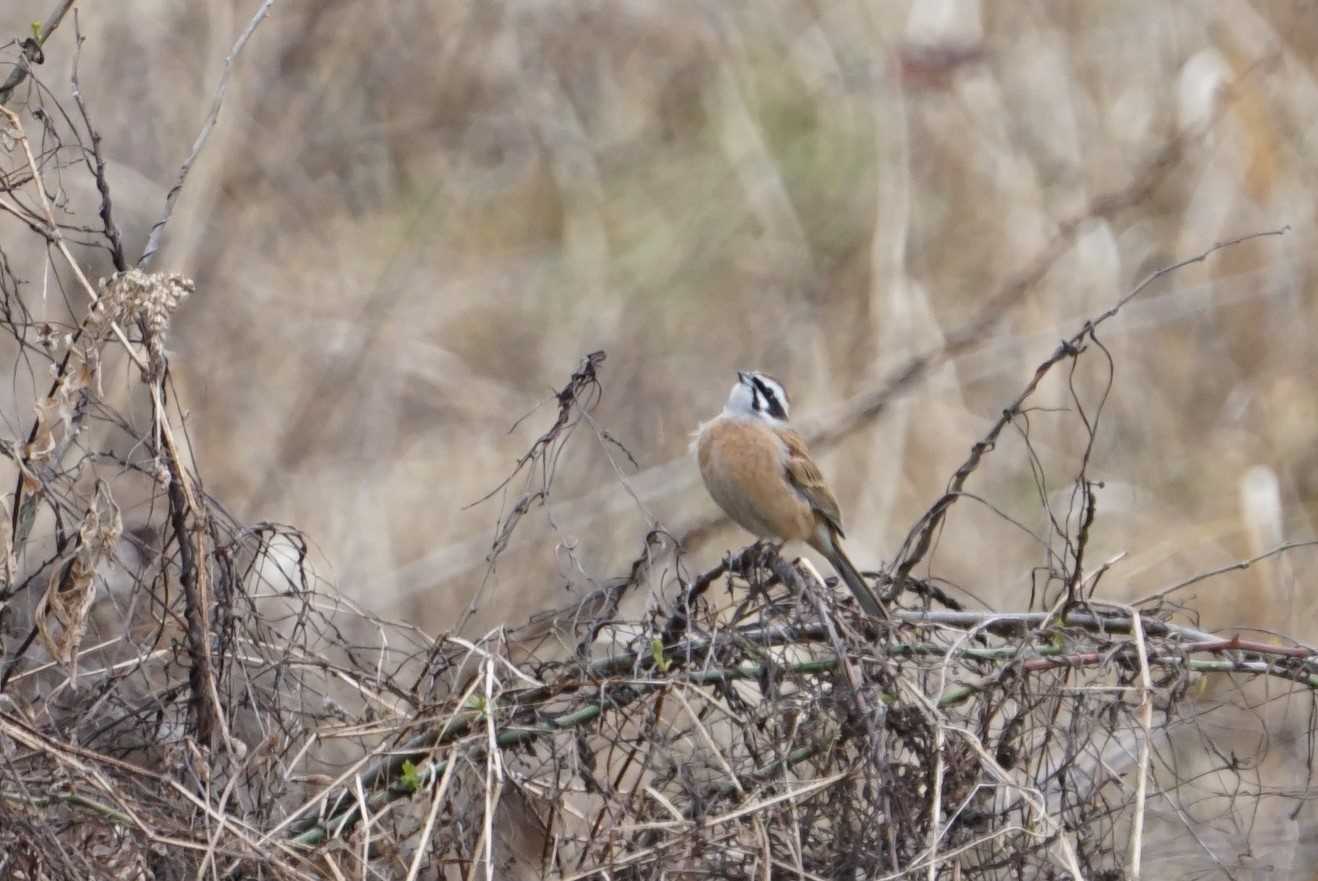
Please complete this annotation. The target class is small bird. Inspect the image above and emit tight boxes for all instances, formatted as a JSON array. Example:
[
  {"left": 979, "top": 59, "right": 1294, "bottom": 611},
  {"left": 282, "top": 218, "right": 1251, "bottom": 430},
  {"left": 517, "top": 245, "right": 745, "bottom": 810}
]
[{"left": 693, "top": 370, "right": 886, "bottom": 618}]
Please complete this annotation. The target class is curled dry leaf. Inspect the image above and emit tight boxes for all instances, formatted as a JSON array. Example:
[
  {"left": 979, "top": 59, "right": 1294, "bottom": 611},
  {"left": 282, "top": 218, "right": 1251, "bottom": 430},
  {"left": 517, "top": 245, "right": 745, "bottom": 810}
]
[
  {"left": 23, "top": 349, "right": 97, "bottom": 494},
  {"left": 35, "top": 480, "right": 123, "bottom": 686}
]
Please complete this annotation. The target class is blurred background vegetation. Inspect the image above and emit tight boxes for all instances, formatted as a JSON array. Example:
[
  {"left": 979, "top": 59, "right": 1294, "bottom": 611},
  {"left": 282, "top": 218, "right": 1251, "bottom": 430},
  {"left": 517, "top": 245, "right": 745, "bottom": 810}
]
[
  {"left": 3, "top": 0, "right": 1313, "bottom": 665},
  {"left": 2, "top": 2, "right": 1317, "bottom": 872}
]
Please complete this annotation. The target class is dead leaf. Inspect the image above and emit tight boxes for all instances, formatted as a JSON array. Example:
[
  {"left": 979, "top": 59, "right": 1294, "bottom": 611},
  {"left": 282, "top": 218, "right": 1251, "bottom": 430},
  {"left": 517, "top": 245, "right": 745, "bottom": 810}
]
[{"left": 34, "top": 481, "right": 122, "bottom": 686}]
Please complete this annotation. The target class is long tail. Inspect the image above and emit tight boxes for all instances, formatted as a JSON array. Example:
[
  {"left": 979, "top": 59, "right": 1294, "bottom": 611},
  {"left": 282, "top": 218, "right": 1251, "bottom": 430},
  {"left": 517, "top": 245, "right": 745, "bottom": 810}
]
[{"left": 820, "top": 534, "right": 888, "bottom": 620}]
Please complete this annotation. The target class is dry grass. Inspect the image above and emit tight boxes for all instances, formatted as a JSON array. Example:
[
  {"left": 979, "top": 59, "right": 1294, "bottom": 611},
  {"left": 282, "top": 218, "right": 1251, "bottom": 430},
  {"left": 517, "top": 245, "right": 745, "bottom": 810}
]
[{"left": 2, "top": 0, "right": 1318, "bottom": 877}]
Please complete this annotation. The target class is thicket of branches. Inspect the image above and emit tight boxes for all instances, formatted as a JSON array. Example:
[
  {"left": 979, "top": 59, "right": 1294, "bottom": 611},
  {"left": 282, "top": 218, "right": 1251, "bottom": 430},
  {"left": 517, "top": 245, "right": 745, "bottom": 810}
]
[{"left": 0, "top": 7, "right": 1312, "bottom": 881}]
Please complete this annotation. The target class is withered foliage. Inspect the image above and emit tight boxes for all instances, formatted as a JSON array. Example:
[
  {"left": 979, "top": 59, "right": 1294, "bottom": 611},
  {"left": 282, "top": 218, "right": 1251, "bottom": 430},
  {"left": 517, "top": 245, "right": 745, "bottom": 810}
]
[{"left": 0, "top": 12, "right": 1314, "bottom": 881}]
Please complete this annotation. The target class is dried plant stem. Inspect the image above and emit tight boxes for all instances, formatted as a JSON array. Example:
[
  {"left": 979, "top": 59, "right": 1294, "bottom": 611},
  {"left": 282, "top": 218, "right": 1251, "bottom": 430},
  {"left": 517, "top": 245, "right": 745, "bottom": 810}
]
[
  {"left": 893, "top": 227, "right": 1290, "bottom": 585},
  {"left": 1125, "top": 607, "right": 1154, "bottom": 879},
  {"left": 139, "top": 0, "right": 277, "bottom": 268},
  {"left": 926, "top": 719, "right": 946, "bottom": 881},
  {"left": 0, "top": 0, "right": 77, "bottom": 104},
  {"left": 404, "top": 758, "right": 459, "bottom": 881},
  {"left": 0, "top": 106, "right": 146, "bottom": 372},
  {"left": 150, "top": 380, "right": 230, "bottom": 749}
]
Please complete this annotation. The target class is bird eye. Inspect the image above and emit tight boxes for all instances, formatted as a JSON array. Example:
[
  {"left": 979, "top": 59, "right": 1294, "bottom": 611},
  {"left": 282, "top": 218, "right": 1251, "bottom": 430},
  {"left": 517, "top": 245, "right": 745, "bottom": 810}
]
[{"left": 750, "top": 376, "right": 786, "bottom": 420}]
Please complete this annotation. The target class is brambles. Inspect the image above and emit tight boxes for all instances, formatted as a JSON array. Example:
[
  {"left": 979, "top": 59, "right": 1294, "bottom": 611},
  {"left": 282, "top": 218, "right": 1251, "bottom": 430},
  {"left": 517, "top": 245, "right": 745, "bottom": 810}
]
[{"left": 0, "top": 6, "right": 1312, "bottom": 880}]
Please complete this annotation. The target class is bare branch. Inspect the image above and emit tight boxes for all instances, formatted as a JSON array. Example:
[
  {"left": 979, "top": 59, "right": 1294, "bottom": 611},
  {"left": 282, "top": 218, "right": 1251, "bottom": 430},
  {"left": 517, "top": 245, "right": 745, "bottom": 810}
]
[
  {"left": 0, "top": 0, "right": 76, "bottom": 105},
  {"left": 138, "top": 0, "right": 276, "bottom": 268}
]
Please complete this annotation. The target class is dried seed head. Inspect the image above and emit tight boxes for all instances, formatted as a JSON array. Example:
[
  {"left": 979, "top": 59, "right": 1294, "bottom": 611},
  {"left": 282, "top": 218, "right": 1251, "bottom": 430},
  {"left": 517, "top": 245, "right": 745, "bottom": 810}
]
[{"left": 98, "top": 269, "right": 196, "bottom": 380}]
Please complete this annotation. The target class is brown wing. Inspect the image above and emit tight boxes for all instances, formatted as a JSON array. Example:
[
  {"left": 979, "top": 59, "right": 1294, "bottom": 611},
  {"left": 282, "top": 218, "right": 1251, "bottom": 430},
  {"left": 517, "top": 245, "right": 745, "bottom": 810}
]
[{"left": 779, "top": 429, "right": 845, "bottom": 538}]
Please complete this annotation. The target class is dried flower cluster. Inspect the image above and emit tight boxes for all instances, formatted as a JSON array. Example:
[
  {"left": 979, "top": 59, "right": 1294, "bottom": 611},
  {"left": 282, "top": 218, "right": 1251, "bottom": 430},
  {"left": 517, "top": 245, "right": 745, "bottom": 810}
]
[{"left": 95, "top": 269, "right": 195, "bottom": 379}]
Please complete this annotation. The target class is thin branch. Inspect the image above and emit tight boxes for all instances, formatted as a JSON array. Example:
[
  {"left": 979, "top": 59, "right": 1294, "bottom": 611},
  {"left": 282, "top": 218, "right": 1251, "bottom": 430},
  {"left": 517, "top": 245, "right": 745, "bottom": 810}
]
[
  {"left": 1134, "top": 538, "right": 1318, "bottom": 606},
  {"left": 138, "top": 0, "right": 276, "bottom": 268},
  {"left": 891, "top": 227, "right": 1289, "bottom": 588},
  {"left": 0, "top": 0, "right": 77, "bottom": 105}
]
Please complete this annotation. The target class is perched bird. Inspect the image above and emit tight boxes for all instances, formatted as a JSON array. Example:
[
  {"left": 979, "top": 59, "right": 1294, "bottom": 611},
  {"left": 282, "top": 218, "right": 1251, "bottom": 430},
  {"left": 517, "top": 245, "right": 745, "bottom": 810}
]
[{"left": 693, "top": 370, "right": 886, "bottom": 618}]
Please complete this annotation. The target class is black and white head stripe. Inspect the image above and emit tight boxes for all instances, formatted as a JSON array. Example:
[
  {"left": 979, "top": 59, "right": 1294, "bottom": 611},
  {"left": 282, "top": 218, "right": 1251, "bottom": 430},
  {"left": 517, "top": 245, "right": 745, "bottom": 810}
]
[{"left": 739, "top": 371, "right": 791, "bottom": 421}]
